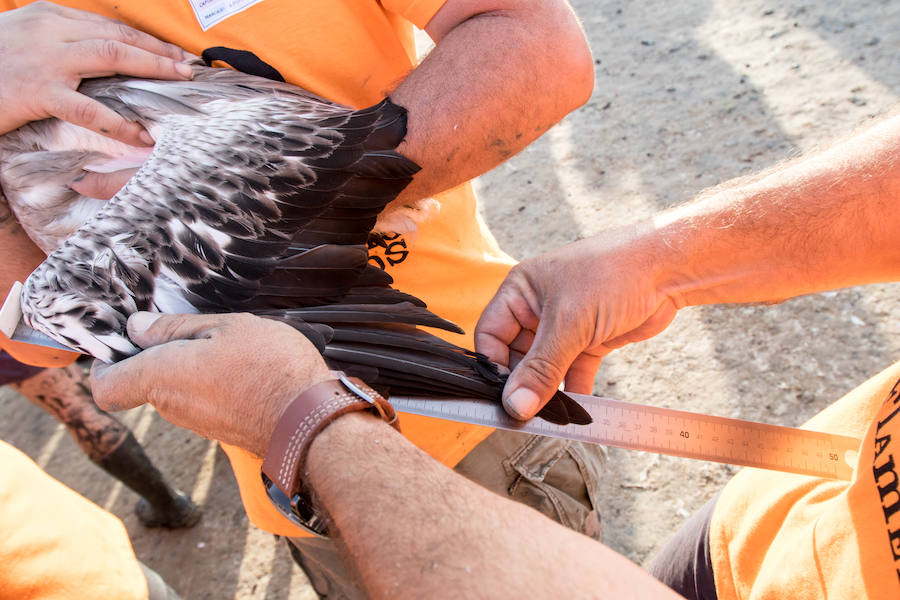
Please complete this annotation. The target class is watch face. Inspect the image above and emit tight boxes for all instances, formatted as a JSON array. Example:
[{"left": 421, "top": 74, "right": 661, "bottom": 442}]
[{"left": 261, "top": 472, "right": 328, "bottom": 537}]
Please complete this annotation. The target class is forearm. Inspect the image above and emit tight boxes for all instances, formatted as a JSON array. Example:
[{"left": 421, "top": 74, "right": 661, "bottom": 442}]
[
  {"left": 648, "top": 112, "right": 900, "bottom": 307},
  {"left": 391, "top": 0, "right": 592, "bottom": 202},
  {"left": 307, "top": 413, "right": 680, "bottom": 599}
]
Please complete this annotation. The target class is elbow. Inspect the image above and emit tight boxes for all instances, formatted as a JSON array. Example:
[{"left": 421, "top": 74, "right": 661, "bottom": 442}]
[
  {"left": 541, "top": 6, "right": 595, "bottom": 115},
  {"left": 560, "top": 36, "right": 595, "bottom": 111}
]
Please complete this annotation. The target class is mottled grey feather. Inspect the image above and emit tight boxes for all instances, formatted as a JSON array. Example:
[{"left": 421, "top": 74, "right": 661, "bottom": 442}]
[{"left": 0, "top": 63, "right": 591, "bottom": 425}]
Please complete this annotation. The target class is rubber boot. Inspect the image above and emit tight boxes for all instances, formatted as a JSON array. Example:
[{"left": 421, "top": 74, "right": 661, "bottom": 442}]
[
  {"left": 95, "top": 431, "right": 202, "bottom": 529},
  {"left": 10, "top": 359, "right": 201, "bottom": 529}
]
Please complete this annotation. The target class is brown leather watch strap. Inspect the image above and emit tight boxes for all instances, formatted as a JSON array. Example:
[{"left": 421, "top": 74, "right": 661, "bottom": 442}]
[{"left": 262, "top": 373, "right": 397, "bottom": 500}]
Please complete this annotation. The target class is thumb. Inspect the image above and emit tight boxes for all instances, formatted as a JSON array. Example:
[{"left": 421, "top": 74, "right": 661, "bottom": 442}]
[
  {"left": 89, "top": 357, "right": 149, "bottom": 411},
  {"left": 91, "top": 312, "right": 228, "bottom": 411},
  {"left": 70, "top": 168, "right": 140, "bottom": 200},
  {"left": 502, "top": 314, "right": 583, "bottom": 421},
  {"left": 126, "top": 311, "right": 229, "bottom": 348}
]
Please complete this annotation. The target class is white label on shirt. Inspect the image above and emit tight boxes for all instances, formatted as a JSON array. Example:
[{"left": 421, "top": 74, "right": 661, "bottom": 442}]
[{"left": 188, "top": 0, "right": 265, "bottom": 31}]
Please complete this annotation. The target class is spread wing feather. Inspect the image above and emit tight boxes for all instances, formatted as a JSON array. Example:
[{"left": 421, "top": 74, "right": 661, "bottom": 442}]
[
  {"left": 316, "top": 323, "right": 591, "bottom": 425},
  {"left": 4, "top": 63, "right": 592, "bottom": 425}
]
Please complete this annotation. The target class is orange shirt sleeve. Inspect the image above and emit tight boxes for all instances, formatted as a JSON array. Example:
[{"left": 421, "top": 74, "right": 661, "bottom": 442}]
[
  {"left": 709, "top": 361, "right": 900, "bottom": 600},
  {"left": 381, "top": 0, "right": 448, "bottom": 29}
]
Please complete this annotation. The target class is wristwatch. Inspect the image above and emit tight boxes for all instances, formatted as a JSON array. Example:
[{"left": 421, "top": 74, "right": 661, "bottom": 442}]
[{"left": 261, "top": 372, "right": 398, "bottom": 536}]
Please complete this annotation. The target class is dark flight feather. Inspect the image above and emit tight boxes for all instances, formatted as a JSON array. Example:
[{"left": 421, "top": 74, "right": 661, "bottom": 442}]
[{"left": 0, "top": 63, "right": 591, "bottom": 426}]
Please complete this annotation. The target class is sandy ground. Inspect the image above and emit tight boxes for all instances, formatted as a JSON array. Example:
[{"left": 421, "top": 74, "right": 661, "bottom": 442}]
[{"left": 2, "top": 0, "right": 899, "bottom": 597}]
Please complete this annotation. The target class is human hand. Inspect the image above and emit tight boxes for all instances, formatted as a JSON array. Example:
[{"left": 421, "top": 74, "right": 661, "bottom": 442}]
[
  {"left": 0, "top": 2, "right": 193, "bottom": 147},
  {"left": 90, "top": 312, "right": 332, "bottom": 457},
  {"left": 475, "top": 224, "right": 682, "bottom": 420},
  {"left": 69, "top": 168, "right": 137, "bottom": 199}
]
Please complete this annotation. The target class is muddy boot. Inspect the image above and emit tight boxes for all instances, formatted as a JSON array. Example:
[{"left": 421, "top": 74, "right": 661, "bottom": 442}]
[
  {"left": 12, "top": 360, "right": 201, "bottom": 529},
  {"left": 95, "top": 432, "right": 202, "bottom": 529}
]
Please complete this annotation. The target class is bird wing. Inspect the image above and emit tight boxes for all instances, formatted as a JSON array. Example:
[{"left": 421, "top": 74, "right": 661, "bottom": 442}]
[
  {"left": 12, "top": 67, "right": 591, "bottom": 424},
  {"left": 20, "top": 75, "right": 438, "bottom": 361}
]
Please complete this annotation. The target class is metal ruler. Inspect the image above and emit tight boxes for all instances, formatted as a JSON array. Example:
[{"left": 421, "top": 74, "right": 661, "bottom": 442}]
[
  {"left": 0, "top": 283, "right": 861, "bottom": 480},
  {"left": 391, "top": 392, "right": 860, "bottom": 481}
]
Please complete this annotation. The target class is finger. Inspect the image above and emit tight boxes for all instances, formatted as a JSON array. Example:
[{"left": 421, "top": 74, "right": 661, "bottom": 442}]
[
  {"left": 474, "top": 287, "right": 538, "bottom": 367},
  {"left": 475, "top": 299, "right": 517, "bottom": 367},
  {"left": 48, "top": 88, "right": 154, "bottom": 146},
  {"left": 89, "top": 354, "right": 152, "bottom": 411},
  {"left": 502, "top": 311, "right": 585, "bottom": 421},
  {"left": 70, "top": 168, "right": 138, "bottom": 199},
  {"left": 91, "top": 313, "right": 228, "bottom": 409},
  {"left": 502, "top": 326, "right": 535, "bottom": 371},
  {"left": 107, "top": 22, "right": 189, "bottom": 63},
  {"left": 563, "top": 353, "right": 605, "bottom": 395},
  {"left": 126, "top": 312, "right": 233, "bottom": 348},
  {"left": 53, "top": 8, "right": 188, "bottom": 62},
  {"left": 603, "top": 302, "right": 679, "bottom": 350},
  {"left": 474, "top": 329, "right": 511, "bottom": 370},
  {"left": 70, "top": 39, "right": 193, "bottom": 80},
  {"left": 508, "top": 328, "right": 535, "bottom": 356},
  {"left": 508, "top": 348, "right": 526, "bottom": 371}
]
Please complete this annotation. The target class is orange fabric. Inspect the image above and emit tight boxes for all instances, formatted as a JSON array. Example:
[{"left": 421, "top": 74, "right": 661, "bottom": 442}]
[
  {"left": 1, "top": 0, "right": 516, "bottom": 536},
  {"left": 0, "top": 440, "right": 147, "bottom": 599},
  {"left": 0, "top": 329, "right": 79, "bottom": 368},
  {"left": 710, "top": 361, "right": 900, "bottom": 599},
  {"left": 4, "top": 0, "right": 422, "bottom": 110}
]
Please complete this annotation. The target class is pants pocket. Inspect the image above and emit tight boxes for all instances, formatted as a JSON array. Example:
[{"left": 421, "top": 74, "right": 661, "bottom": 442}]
[{"left": 454, "top": 429, "right": 607, "bottom": 540}]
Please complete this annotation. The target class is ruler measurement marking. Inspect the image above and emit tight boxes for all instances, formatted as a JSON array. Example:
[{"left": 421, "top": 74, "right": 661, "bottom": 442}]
[{"left": 391, "top": 394, "right": 861, "bottom": 481}]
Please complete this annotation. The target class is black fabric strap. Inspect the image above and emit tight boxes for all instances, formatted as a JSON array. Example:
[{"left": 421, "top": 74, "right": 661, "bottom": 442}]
[{"left": 201, "top": 46, "right": 285, "bottom": 82}]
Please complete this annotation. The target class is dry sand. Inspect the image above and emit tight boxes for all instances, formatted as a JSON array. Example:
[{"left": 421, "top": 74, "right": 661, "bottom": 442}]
[{"left": 2, "top": 0, "right": 898, "bottom": 597}]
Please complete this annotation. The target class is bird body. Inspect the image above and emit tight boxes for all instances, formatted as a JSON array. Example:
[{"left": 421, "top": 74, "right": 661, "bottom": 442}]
[{"left": 0, "top": 63, "right": 590, "bottom": 425}]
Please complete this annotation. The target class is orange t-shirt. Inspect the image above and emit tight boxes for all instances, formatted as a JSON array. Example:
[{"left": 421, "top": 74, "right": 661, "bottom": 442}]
[
  {"left": 1, "top": 0, "right": 516, "bottom": 536},
  {"left": 0, "top": 441, "right": 147, "bottom": 599},
  {"left": 710, "top": 360, "right": 900, "bottom": 599}
]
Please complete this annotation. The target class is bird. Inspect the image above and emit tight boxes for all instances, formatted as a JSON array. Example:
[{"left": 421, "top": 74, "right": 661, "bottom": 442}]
[{"left": 0, "top": 62, "right": 591, "bottom": 426}]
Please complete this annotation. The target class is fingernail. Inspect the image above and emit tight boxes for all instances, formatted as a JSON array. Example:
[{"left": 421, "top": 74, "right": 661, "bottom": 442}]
[
  {"left": 176, "top": 62, "right": 194, "bottom": 78},
  {"left": 138, "top": 130, "right": 155, "bottom": 146},
  {"left": 129, "top": 311, "right": 160, "bottom": 334},
  {"left": 504, "top": 388, "right": 540, "bottom": 420}
]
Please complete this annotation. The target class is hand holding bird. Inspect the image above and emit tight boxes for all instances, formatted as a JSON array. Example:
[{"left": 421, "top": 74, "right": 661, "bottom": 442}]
[
  {"left": 91, "top": 311, "right": 331, "bottom": 457},
  {"left": 0, "top": 2, "right": 193, "bottom": 147}
]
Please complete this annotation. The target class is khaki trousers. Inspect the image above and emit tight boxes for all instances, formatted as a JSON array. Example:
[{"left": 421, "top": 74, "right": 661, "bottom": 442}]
[{"left": 289, "top": 429, "right": 607, "bottom": 599}]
